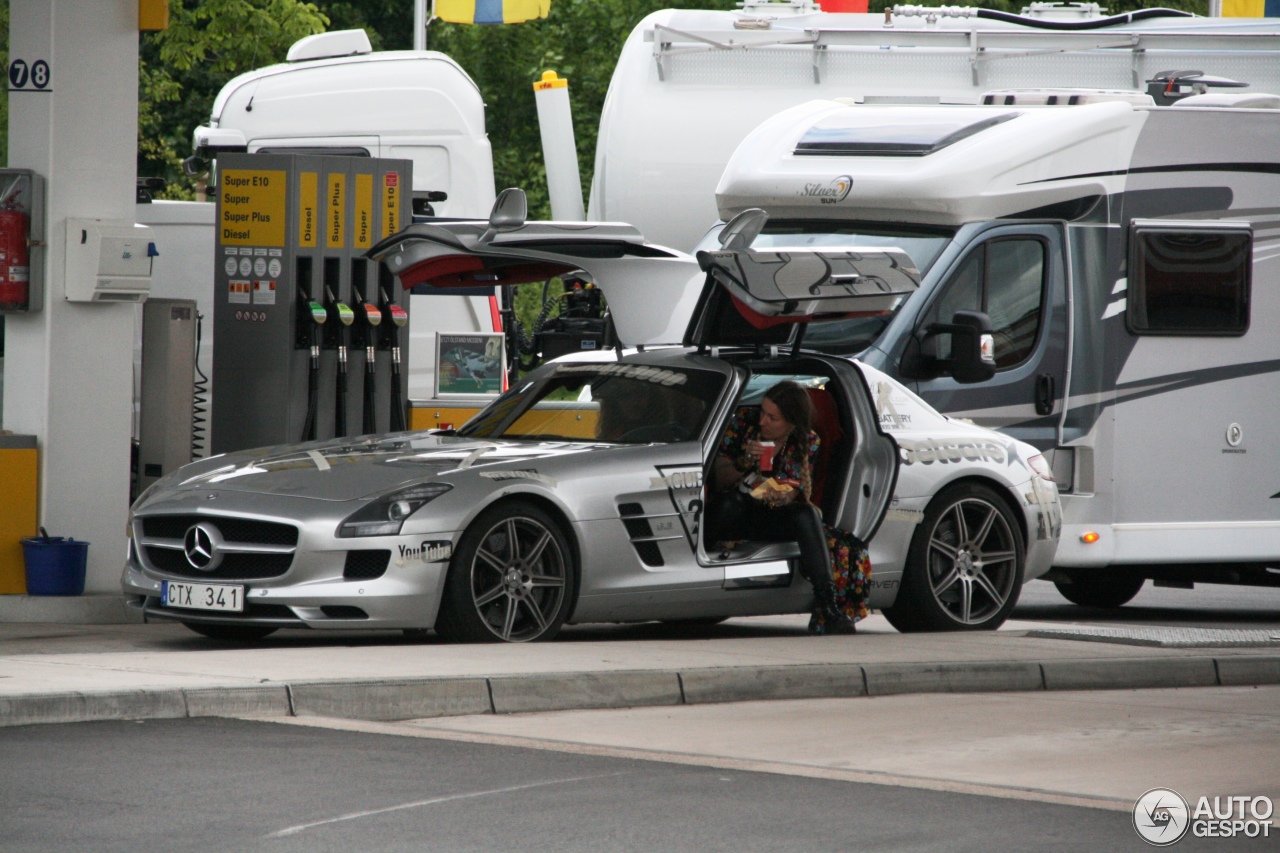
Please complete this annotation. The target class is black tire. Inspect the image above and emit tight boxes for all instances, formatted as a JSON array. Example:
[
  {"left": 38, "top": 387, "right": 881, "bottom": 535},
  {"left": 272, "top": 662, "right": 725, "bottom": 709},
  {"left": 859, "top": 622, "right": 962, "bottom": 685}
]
[
  {"left": 435, "top": 500, "right": 576, "bottom": 643},
  {"left": 883, "top": 482, "right": 1025, "bottom": 632},
  {"left": 1053, "top": 570, "right": 1145, "bottom": 608},
  {"left": 182, "top": 622, "right": 278, "bottom": 642}
]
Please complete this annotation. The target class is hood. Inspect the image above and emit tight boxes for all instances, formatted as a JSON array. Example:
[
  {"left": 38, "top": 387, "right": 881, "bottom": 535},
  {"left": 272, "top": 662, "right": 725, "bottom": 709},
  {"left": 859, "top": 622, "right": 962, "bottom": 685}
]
[{"left": 161, "top": 433, "right": 604, "bottom": 502}]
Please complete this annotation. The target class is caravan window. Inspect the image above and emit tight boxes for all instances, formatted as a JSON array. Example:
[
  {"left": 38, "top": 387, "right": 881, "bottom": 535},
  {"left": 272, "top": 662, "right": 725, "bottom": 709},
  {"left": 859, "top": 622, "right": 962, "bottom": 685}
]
[
  {"left": 924, "top": 237, "right": 1046, "bottom": 369},
  {"left": 1128, "top": 226, "right": 1251, "bottom": 336}
]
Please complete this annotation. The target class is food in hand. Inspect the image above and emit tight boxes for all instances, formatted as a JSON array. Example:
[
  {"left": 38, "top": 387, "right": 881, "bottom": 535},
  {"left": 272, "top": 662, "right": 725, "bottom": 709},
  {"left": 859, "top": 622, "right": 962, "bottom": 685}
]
[{"left": 750, "top": 477, "right": 797, "bottom": 499}]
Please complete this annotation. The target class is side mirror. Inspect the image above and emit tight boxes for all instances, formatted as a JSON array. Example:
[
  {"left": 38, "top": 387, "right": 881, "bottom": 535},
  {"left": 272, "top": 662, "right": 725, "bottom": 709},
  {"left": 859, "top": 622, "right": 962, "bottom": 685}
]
[
  {"left": 480, "top": 188, "right": 527, "bottom": 243},
  {"left": 935, "top": 310, "right": 996, "bottom": 384},
  {"left": 906, "top": 310, "right": 996, "bottom": 383}
]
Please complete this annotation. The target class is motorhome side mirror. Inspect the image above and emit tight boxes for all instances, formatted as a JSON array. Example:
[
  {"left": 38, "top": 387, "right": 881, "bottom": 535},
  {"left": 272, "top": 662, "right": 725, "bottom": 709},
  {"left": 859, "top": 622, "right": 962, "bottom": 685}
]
[
  {"left": 718, "top": 208, "right": 768, "bottom": 251},
  {"left": 940, "top": 310, "right": 996, "bottom": 384}
]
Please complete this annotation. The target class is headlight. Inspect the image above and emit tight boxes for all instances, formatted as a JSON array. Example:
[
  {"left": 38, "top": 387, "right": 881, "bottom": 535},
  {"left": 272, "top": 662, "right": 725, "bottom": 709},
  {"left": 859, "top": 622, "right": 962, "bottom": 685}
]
[{"left": 337, "top": 483, "right": 454, "bottom": 538}]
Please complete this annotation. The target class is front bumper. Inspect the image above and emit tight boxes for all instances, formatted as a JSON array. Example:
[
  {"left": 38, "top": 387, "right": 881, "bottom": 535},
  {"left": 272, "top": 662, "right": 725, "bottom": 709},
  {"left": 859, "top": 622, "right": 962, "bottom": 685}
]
[{"left": 122, "top": 528, "right": 458, "bottom": 631}]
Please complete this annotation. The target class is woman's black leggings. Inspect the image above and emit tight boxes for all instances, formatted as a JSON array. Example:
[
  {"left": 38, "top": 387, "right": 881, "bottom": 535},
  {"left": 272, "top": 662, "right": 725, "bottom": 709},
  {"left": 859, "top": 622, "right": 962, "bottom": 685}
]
[{"left": 705, "top": 492, "right": 833, "bottom": 586}]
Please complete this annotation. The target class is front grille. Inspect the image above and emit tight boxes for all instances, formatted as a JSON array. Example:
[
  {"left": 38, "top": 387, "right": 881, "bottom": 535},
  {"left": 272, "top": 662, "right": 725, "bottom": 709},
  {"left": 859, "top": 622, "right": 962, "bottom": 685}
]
[
  {"left": 344, "top": 550, "right": 391, "bottom": 580},
  {"left": 320, "top": 606, "right": 369, "bottom": 620},
  {"left": 144, "top": 547, "right": 294, "bottom": 580},
  {"left": 141, "top": 515, "right": 298, "bottom": 547},
  {"left": 138, "top": 513, "right": 298, "bottom": 581}
]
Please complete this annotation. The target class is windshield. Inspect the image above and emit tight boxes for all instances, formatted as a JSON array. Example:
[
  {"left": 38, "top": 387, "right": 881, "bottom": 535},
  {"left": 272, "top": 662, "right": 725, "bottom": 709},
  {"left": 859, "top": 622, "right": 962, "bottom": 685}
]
[{"left": 459, "top": 363, "right": 727, "bottom": 444}]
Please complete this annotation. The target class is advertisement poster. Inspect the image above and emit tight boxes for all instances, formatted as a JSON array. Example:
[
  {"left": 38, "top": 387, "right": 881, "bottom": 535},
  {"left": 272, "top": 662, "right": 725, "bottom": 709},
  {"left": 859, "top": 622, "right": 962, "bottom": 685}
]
[{"left": 436, "top": 332, "right": 505, "bottom": 397}]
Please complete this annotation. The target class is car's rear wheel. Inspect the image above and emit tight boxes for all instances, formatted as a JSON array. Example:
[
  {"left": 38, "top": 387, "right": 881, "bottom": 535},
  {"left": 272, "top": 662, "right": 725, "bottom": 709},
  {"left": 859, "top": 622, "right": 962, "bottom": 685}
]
[
  {"left": 884, "top": 483, "right": 1025, "bottom": 632},
  {"left": 1053, "top": 569, "right": 1145, "bottom": 608},
  {"left": 182, "top": 622, "right": 278, "bottom": 641},
  {"left": 435, "top": 501, "right": 575, "bottom": 643}
]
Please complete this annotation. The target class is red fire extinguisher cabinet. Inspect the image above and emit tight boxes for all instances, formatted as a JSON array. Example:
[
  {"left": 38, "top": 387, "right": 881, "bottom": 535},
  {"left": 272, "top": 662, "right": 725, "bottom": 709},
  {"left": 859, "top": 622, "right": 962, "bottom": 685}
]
[{"left": 0, "top": 169, "right": 45, "bottom": 314}]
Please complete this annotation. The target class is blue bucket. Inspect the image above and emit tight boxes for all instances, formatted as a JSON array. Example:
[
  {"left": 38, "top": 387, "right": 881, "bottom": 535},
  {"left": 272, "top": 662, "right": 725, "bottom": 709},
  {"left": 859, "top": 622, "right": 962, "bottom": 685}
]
[{"left": 21, "top": 532, "right": 89, "bottom": 596}]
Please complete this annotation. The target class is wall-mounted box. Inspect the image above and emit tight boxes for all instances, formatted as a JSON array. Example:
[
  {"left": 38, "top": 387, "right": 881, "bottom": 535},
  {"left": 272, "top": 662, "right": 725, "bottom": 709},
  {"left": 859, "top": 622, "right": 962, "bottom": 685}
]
[
  {"left": 64, "top": 219, "right": 158, "bottom": 302},
  {"left": 0, "top": 169, "right": 46, "bottom": 314}
]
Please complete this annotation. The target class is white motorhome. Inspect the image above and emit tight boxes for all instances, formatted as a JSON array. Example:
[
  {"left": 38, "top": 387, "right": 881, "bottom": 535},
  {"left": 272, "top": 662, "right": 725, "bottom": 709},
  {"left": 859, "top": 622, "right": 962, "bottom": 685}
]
[
  {"left": 698, "top": 94, "right": 1280, "bottom": 608},
  {"left": 590, "top": 2, "right": 1280, "bottom": 251},
  {"left": 189, "top": 29, "right": 500, "bottom": 411}
]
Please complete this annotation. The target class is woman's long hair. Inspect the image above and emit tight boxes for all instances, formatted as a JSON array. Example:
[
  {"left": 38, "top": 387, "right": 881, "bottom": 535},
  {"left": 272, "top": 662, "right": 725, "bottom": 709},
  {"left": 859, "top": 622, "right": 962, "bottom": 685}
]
[
  {"left": 762, "top": 380, "right": 814, "bottom": 500},
  {"left": 764, "top": 380, "right": 812, "bottom": 436}
]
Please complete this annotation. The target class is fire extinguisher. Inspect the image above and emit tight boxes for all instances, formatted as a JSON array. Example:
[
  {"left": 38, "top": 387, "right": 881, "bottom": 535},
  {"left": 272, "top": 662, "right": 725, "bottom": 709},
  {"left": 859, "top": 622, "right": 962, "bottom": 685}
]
[{"left": 0, "top": 196, "right": 30, "bottom": 310}]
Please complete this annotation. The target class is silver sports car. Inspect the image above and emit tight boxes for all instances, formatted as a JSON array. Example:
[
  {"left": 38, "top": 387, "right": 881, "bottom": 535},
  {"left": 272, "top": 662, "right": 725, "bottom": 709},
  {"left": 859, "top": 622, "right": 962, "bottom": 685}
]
[{"left": 122, "top": 205, "right": 1061, "bottom": 641}]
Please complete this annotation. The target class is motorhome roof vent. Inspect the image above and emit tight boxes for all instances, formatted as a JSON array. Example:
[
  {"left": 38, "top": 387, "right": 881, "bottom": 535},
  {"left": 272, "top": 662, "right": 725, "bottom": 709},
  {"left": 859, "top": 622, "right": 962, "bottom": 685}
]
[
  {"left": 286, "top": 29, "right": 373, "bottom": 63},
  {"left": 981, "top": 89, "right": 1154, "bottom": 107},
  {"left": 739, "top": 0, "right": 818, "bottom": 15},
  {"left": 1018, "top": 2, "right": 1105, "bottom": 20},
  {"left": 1171, "top": 93, "right": 1280, "bottom": 110},
  {"left": 794, "top": 110, "right": 1019, "bottom": 157}
]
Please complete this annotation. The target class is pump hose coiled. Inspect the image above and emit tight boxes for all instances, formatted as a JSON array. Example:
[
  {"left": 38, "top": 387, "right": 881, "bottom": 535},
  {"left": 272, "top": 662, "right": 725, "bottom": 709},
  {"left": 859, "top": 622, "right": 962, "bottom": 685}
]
[{"left": 191, "top": 312, "right": 209, "bottom": 459}]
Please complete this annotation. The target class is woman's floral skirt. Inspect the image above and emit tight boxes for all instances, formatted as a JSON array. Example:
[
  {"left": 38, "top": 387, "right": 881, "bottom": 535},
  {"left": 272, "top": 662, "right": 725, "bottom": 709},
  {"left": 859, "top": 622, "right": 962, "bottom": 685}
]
[{"left": 809, "top": 527, "right": 872, "bottom": 635}]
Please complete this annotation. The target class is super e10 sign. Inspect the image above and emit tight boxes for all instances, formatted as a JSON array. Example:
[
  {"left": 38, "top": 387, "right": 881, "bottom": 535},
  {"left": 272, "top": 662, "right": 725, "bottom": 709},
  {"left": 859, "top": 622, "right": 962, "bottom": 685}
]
[{"left": 221, "top": 169, "right": 287, "bottom": 247}]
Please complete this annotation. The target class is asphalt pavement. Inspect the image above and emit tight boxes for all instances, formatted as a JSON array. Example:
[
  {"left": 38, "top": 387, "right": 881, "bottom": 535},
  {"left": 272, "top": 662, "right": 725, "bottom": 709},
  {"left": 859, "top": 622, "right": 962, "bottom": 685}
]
[{"left": 0, "top": 717, "right": 1160, "bottom": 853}]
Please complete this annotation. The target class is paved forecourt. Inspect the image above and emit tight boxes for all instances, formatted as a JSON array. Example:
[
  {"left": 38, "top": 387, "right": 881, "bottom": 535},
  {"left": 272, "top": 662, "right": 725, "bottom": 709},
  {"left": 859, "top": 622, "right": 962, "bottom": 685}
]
[{"left": 1, "top": 603, "right": 1278, "bottom": 728}]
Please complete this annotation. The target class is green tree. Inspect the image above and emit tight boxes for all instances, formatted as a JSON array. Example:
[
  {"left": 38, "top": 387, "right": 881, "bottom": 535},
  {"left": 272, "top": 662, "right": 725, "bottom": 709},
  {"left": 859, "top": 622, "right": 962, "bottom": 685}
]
[{"left": 138, "top": 0, "right": 328, "bottom": 198}]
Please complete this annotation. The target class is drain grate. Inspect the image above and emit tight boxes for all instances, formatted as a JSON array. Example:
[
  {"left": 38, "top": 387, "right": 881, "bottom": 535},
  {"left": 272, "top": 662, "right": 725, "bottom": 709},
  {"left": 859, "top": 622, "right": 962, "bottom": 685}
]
[{"left": 1025, "top": 626, "right": 1280, "bottom": 648}]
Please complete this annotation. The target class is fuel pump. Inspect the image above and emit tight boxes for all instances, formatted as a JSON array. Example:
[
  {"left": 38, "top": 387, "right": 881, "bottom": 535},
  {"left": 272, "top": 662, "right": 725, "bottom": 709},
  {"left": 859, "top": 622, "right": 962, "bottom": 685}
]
[
  {"left": 353, "top": 282, "right": 382, "bottom": 435},
  {"left": 325, "top": 285, "right": 354, "bottom": 438},
  {"left": 296, "top": 285, "right": 327, "bottom": 441},
  {"left": 379, "top": 285, "right": 409, "bottom": 432}
]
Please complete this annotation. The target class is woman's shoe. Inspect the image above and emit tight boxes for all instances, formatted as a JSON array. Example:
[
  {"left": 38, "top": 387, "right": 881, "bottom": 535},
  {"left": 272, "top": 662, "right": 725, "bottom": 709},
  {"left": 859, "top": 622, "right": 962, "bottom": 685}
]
[{"left": 810, "top": 581, "right": 857, "bottom": 635}]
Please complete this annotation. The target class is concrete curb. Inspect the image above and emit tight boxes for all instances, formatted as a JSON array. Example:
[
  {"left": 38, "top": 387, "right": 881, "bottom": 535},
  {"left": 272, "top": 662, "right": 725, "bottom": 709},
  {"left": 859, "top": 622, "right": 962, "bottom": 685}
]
[{"left": 2, "top": 654, "right": 1278, "bottom": 729}]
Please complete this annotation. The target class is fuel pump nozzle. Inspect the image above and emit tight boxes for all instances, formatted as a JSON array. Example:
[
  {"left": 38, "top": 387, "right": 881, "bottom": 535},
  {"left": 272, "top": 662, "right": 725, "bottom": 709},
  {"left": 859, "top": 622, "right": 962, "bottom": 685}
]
[
  {"left": 380, "top": 286, "right": 410, "bottom": 432},
  {"left": 298, "top": 289, "right": 327, "bottom": 442},
  {"left": 353, "top": 284, "right": 382, "bottom": 435},
  {"left": 326, "top": 285, "right": 355, "bottom": 438}
]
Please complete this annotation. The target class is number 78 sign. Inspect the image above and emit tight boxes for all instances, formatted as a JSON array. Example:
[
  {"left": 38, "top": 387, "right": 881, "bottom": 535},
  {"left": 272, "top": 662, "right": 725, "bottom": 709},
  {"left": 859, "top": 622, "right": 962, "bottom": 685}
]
[{"left": 9, "top": 59, "right": 51, "bottom": 92}]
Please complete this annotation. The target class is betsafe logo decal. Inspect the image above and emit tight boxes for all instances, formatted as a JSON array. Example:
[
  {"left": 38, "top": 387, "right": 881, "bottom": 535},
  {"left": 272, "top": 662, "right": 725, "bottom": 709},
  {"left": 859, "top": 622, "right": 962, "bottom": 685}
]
[{"left": 798, "top": 175, "right": 852, "bottom": 204}]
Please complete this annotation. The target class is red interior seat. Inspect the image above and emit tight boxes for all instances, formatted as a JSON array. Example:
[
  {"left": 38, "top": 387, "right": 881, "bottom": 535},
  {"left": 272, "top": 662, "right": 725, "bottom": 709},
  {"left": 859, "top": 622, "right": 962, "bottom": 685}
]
[{"left": 806, "top": 388, "right": 844, "bottom": 509}]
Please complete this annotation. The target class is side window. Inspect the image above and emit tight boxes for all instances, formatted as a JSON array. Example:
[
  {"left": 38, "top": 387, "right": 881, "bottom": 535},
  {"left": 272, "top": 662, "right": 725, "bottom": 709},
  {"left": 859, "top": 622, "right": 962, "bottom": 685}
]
[
  {"left": 986, "top": 240, "right": 1045, "bottom": 368},
  {"left": 1128, "top": 226, "right": 1251, "bottom": 336},
  {"left": 925, "top": 237, "right": 1046, "bottom": 368}
]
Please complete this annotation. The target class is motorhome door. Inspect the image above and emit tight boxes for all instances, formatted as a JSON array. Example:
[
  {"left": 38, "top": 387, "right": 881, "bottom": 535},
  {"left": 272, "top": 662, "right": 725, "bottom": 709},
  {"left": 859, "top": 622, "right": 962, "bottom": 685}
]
[{"left": 908, "top": 223, "right": 1069, "bottom": 450}]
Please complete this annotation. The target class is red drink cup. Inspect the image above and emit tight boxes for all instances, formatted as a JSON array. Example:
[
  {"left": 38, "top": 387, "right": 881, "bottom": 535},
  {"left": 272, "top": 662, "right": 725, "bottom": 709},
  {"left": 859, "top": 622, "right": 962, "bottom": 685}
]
[{"left": 758, "top": 441, "right": 776, "bottom": 472}]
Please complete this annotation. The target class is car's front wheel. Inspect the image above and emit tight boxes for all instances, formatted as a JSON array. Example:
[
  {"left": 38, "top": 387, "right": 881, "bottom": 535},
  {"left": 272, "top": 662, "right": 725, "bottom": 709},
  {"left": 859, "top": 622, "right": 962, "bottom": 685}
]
[
  {"left": 182, "top": 622, "right": 278, "bottom": 642},
  {"left": 435, "top": 501, "right": 576, "bottom": 643},
  {"left": 883, "top": 483, "right": 1025, "bottom": 632}
]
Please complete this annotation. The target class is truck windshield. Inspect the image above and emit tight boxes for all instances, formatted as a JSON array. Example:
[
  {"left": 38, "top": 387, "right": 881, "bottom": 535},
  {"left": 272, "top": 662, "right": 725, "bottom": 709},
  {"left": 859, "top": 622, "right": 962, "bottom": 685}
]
[{"left": 459, "top": 364, "right": 726, "bottom": 444}]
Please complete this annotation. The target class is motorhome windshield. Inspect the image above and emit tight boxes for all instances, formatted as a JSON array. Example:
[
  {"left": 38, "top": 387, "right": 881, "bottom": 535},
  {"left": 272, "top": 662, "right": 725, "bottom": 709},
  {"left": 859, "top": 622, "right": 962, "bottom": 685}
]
[
  {"left": 794, "top": 111, "right": 1020, "bottom": 157},
  {"left": 696, "top": 220, "right": 954, "bottom": 275}
]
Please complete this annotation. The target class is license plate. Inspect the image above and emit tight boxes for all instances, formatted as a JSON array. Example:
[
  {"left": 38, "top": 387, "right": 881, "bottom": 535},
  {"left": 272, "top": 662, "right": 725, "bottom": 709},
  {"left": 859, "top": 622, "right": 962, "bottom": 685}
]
[{"left": 161, "top": 580, "right": 245, "bottom": 612}]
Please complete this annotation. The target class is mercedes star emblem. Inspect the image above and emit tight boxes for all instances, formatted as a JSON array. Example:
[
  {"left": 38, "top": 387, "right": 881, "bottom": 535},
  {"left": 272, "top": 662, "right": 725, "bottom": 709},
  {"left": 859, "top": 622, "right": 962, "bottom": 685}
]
[{"left": 183, "top": 522, "right": 224, "bottom": 571}]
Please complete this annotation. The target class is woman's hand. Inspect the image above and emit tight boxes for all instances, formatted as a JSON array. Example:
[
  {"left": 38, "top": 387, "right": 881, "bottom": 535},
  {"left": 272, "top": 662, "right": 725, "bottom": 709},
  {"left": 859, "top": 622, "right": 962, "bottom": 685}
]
[{"left": 744, "top": 440, "right": 771, "bottom": 469}]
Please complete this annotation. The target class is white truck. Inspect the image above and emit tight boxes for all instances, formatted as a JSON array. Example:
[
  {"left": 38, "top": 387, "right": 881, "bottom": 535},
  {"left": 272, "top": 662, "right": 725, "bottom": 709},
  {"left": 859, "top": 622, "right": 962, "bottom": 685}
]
[
  {"left": 692, "top": 92, "right": 1280, "bottom": 610},
  {"left": 589, "top": 1, "right": 1280, "bottom": 251},
  {"left": 187, "top": 29, "right": 500, "bottom": 417}
]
